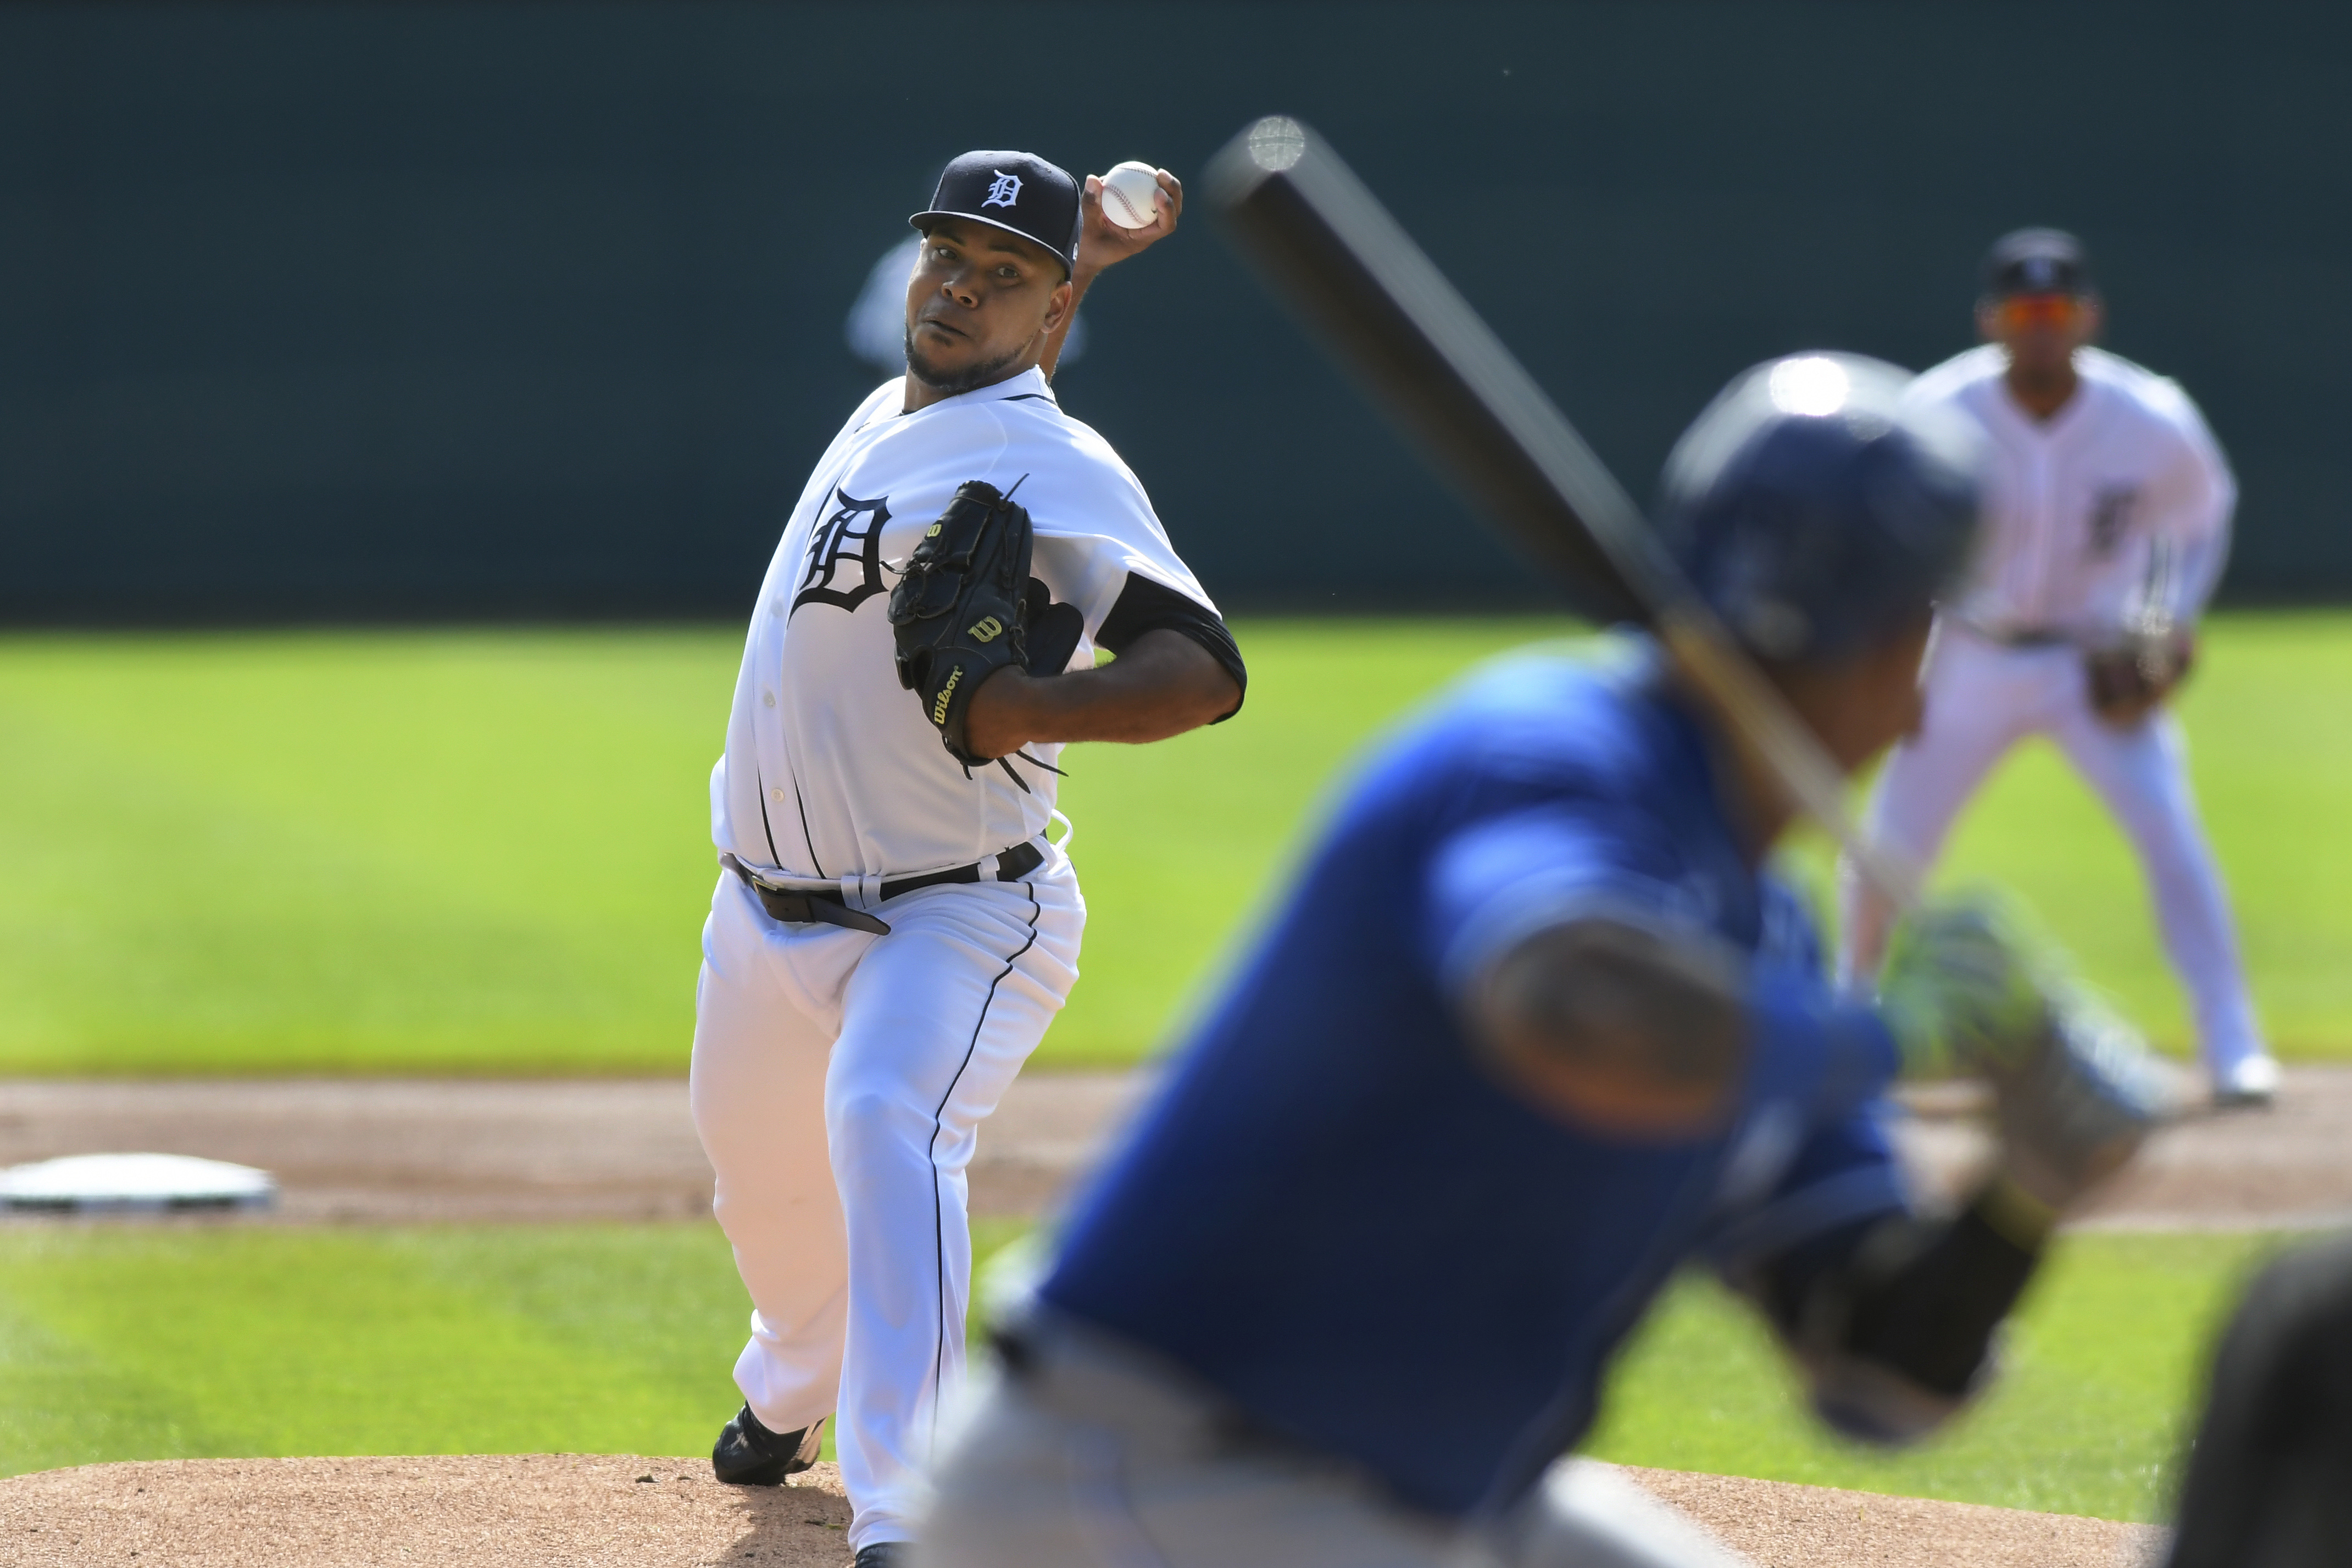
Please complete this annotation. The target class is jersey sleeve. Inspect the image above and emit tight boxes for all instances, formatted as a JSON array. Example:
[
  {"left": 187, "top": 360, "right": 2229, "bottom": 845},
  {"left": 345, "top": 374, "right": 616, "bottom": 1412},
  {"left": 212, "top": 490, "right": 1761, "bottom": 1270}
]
[
  {"left": 1709, "top": 882, "right": 1905, "bottom": 1265},
  {"left": 1702, "top": 1103, "right": 1908, "bottom": 1278},
  {"left": 988, "top": 404, "right": 1243, "bottom": 706},
  {"left": 1004, "top": 414, "right": 1220, "bottom": 635},
  {"left": 1422, "top": 800, "right": 1703, "bottom": 1000},
  {"left": 1427, "top": 802, "right": 1905, "bottom": 1259},
  {"left": 2139, "top": 381, "right": 2237, "bottom": 621}
]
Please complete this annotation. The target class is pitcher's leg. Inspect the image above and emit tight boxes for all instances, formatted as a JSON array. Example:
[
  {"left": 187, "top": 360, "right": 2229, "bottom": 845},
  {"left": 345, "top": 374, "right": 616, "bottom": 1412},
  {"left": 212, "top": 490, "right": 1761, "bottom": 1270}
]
[
  {"left": 2049, "top": 707, "right": 2267, "bottom": 1077},
  {"left": 690, "top": 875, "right": 863, "bottom": 1434},
  {"left": 826, "top": 869, "right": 1085, "bottom": 1552}
]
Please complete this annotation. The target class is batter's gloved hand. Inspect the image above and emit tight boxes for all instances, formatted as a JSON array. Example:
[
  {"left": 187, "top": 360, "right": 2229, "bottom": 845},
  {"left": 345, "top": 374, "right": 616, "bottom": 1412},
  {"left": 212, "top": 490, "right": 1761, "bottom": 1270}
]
[
  {"left": 890, "top": 479, "right": 1038, "bottom": 769},
  {"left": 1877, "top": 899, "right": 2048, "bottom": 1081},
  {"left": 1878, "top": 896, "right": 2178, "bottom": 1214}
]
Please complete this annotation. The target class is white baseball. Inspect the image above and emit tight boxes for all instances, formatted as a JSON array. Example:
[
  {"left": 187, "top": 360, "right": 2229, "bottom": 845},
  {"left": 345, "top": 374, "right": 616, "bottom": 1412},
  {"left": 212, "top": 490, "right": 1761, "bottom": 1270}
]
[{"left": 1098, "top": 162, "right": 1163, "bottom": 230}]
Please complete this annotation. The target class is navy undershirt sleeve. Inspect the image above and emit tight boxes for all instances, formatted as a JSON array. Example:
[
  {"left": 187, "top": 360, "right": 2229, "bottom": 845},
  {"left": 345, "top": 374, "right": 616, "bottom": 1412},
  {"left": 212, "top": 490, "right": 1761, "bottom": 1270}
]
[{"left": 1096, "top": 571, "right": 1247, "bottom": 720}]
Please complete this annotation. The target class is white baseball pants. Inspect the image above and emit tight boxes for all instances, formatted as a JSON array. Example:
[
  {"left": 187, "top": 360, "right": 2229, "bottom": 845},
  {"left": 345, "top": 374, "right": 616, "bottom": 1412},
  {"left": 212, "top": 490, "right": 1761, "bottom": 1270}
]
[
  {"left": 1839, "top": 627, "right": 2264, "bottom": 1075},
  {"left": 689, "top": 844, "right": 1083, "bottom": 1553},
  {"left": 916, "top": 1311, "right": 1744, "bottom": 1568}
]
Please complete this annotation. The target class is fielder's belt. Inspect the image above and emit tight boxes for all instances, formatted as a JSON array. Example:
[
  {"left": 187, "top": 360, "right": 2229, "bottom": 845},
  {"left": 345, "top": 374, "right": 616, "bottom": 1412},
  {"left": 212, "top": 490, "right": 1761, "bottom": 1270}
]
[
  {"left": 1959, "top": 619, "right": 2075, "bottom": 649},
  {"left": 720, "top": 841, "right": 1046, "bottom": 937},
  {"left": 1959, "top": 617, "right": 2193, "bottom": 728}
]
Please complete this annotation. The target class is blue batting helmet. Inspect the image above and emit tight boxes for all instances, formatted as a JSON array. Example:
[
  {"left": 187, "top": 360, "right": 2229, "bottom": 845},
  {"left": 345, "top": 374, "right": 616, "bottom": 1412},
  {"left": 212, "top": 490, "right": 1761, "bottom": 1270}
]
[{"left": 1656, "top": 353, "right": 1982, "bottom": 661}]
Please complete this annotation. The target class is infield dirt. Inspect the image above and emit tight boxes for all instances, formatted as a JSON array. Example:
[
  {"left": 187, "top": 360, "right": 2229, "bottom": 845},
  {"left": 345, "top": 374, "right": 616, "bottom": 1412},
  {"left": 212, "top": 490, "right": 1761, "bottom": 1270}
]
[
  {"left": 4, "top": 1067, "right": 2348, "bottom": 1226},
  {"left": 0, "top": 1455, "right": 2160, "bottom": 1567}
]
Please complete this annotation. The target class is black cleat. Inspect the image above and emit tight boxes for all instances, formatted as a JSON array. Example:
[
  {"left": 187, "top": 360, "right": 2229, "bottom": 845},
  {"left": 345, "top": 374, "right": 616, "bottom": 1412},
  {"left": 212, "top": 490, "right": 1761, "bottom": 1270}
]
[
  {"left": 853, "top": 1547, "right": 904, "bottom": 1568},
  {"left": 710, "top": 1403, "right": 824, "bottom": 1486}
]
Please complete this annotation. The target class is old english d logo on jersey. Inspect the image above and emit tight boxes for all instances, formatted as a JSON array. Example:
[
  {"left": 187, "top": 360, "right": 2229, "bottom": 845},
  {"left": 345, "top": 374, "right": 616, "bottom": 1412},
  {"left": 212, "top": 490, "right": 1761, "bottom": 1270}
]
[
  {"left": 792, "top": 489, "right": 891, "bottom": 615},
  {"left": 2088, "top": 485, "right": 2139, "bottom": 557}
]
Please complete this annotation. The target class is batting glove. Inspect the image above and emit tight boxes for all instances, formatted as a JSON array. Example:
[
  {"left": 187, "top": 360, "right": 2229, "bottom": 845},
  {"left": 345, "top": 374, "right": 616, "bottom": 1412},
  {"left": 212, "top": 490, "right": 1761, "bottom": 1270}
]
[
  {"left": 1879, "top": 896, "right": 2178, "bottom": 1215},
  {"left": 1877, "top": 898, "right": 2051, "bottom": 1080}
]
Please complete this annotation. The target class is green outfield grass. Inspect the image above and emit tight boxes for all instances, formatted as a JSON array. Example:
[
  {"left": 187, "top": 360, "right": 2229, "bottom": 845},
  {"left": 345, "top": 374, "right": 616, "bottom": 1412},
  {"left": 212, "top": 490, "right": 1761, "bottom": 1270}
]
[
  {"left": 1, "top": 612, "right": 2347, "bottom": 1073},
  {"left": 0, "top": 1220, "right": 2281, "bottom": 1522},
  {"left": 0, "top": 1219, "right": 1027, "bottom": 1479}
]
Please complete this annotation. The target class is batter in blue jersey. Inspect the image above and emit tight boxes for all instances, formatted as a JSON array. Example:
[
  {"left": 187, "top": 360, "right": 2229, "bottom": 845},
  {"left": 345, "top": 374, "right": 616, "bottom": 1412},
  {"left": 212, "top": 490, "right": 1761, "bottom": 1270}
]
[{"left": 922, "top": 355, "right": 2168, "bottom": 1568}]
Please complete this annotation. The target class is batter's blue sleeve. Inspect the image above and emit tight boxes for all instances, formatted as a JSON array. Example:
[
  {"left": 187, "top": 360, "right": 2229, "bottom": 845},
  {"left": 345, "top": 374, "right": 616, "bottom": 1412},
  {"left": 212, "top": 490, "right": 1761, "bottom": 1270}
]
[
  {"left": 1704, "top": 1104, "right": 1909, "bottom": 1280},
  {"left": 1423, "top": 803, "right": 1704, "bottom": 1002}
]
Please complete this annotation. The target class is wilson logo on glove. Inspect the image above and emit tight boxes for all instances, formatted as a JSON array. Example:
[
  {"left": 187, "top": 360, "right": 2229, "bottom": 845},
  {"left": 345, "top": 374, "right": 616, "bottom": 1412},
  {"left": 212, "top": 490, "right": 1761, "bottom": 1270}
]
[{"left": 888, "top": 476, "right": 1074, "bottom": 792}]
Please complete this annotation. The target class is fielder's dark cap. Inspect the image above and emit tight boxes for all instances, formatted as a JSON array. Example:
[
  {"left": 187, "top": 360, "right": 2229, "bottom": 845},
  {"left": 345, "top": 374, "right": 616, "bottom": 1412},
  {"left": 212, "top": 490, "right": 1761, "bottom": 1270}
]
[
  {"left": 1657, "top": 353, "right": 1983, "bottom": 662},
  {"left": 911, "top": 151, "right": 1082, "bottom": 276},
  {"left": 1983, "top": 228, "right": 2093, "bottom": 297}
]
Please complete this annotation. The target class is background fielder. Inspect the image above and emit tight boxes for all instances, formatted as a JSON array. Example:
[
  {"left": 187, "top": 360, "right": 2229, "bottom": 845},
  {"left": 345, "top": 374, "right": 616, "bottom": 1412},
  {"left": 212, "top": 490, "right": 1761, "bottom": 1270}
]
[
  {"left": 1840, "top": 229, "right": 2277, "bottom": 1106},
  {"left": 691, "top": 149, "right": 1241, "bottom": 1564}
]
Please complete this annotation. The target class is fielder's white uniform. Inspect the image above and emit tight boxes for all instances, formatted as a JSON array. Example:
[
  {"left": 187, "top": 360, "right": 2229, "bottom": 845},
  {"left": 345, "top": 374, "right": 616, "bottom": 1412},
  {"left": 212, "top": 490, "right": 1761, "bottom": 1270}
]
[
  {"left": 1840, "top": 344, "right": 2266, "bottom": 1082},
  {"left": 692, "top": 364, "right": 1227, "bottom": 1552}
]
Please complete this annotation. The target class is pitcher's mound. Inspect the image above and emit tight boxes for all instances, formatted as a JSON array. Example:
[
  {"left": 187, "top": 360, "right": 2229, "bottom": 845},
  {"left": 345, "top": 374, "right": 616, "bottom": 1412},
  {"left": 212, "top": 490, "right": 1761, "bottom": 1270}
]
[
  {"left": 1624, "top": 1466, "right": 2164, "bottom": 1566},
  {"left": 2, "top": 1454, "right": 2164, "bottom": 1567},
  {"left": 3, "top": 1454, "right": 854, "bottom": 1567}
]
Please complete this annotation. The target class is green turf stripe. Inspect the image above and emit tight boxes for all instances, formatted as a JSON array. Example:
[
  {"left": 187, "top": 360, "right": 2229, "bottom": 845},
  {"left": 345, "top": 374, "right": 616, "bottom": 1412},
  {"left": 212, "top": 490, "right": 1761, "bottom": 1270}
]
[
  {"left": 0, "top": 1281, "right": 204, "bottom": 1474},
  {"left": 0, "top": 1219, "right": 1044, "bottom": 1477},
  {"left": 0, "top": 1227, "right": 745, "bottom": 1470}
]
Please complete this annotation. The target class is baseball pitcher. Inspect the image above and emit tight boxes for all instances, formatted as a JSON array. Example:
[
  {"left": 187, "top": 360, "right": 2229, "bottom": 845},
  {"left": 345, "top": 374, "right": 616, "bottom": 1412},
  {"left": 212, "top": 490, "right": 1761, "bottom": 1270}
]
[
  {"left": 1839, "top": 229, "right": 2275, "bottom": 1106},
  {"left": 690, "top": 149, "right": 1242, "bottom": 1567},
  {"left": 916, "top": 357, "right": 2167, "bottom": 1567}
]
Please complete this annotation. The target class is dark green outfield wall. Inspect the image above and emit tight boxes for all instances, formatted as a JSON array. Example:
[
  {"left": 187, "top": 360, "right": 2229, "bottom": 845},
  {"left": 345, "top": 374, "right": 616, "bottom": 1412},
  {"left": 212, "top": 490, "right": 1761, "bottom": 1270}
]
[{"left": 3, "top": 2, "right": 2348, "bottom": 620}]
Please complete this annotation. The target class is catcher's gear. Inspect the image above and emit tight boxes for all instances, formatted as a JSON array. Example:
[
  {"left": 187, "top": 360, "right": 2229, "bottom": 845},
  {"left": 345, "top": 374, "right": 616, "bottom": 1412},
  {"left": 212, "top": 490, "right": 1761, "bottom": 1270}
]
[
  {"left": 1879, "top": 897, "right": 2176, "bottom": 1213},
  {"left": 2085, "top": 628, "right": 2195, "bottom": 729},
  {"left": 889, "top": 479, "right": 1080, "bottom": 780}
]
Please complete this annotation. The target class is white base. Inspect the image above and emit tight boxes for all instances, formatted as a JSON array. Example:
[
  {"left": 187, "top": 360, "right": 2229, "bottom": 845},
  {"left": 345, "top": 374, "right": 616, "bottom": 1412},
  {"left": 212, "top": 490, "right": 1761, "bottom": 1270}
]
[{"left": 1, "top": 1152, "right": 277, "bottom": 1213}]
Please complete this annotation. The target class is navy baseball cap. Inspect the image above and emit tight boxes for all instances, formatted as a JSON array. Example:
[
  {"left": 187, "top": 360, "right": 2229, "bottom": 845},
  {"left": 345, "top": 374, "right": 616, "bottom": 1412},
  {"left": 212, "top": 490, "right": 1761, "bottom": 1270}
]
[
  {"left": 911, "top": 151, "right": 1083, "bottom": 276},
  {"left": 1983, "top": 228, "right": 2093, "bottom": 297}
]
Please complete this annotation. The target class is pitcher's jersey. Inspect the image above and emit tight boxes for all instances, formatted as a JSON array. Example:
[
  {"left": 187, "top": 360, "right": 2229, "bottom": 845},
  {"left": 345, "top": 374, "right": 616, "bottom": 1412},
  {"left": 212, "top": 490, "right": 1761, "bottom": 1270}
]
[
  {"left": 1908, "top": 345, "right": 2233, "bottom": 636},
  {"left": 713, "top": 366, "right": 1218, "bottom": 880}
]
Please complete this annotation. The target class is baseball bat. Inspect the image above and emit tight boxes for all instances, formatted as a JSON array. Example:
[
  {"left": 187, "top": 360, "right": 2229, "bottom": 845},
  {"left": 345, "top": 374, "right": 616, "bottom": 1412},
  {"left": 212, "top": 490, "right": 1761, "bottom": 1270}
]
[{"left": 1203, "top": 115, "right": 1921, "bottom": 909}]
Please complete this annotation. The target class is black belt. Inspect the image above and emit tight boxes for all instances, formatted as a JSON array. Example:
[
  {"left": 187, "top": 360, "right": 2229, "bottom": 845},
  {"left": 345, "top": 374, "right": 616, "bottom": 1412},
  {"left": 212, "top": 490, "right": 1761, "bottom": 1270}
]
[
  {"left": 721, "top": 841, "right": 1045, "bottom": 937},
  {"left": 1962, "top": 621, "right": 2076, "bottom": 649}
]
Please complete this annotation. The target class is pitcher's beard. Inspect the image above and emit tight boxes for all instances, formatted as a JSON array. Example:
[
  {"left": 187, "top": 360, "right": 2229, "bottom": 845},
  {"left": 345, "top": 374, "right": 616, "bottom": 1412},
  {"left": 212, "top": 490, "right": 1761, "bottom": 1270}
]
[{"left": 904, "top": 324, "right": 1027, "bottom": 398}]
